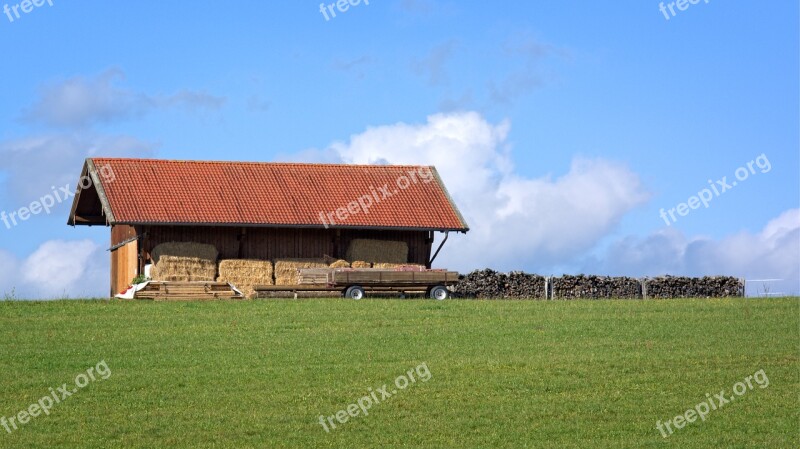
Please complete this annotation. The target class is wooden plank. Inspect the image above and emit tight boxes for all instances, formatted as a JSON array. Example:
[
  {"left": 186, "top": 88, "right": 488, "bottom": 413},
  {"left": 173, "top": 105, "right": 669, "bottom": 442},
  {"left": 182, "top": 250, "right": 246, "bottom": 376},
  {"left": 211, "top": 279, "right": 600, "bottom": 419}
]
[{"left": 133, "top": 281, "right": 242, "bottom": 300}]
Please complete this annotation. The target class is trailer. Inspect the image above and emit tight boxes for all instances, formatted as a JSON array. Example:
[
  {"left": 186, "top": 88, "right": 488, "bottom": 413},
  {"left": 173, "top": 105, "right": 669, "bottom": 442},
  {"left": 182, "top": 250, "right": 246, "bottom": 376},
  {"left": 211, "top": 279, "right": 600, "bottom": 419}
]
[{"left": 253, "top": 267, "right": 460, "bottom": 300}]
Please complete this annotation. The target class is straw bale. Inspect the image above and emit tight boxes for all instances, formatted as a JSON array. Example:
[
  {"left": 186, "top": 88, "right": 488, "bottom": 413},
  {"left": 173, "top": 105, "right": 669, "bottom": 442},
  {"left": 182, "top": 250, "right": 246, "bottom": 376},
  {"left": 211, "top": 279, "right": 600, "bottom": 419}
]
[
  {"left": 372, "top": 263, "right": 426, "bottom": 270},
  {"left": 345, "top": 239, "right": 408, "bottom": 264},
  {"left": 351, "top": 261, "right": 372, "bottom": 268},
  {"left": 328, "top": 259, "right": 350, "bottom": 268},
  {"left": 150, "top": 255, "right": 217, "bottom": 282},
  {"left": 151, "top": 242, "right": 218, "bottom": 264},
  {"left": 274, "top": 258, "right": 328, "bottom": 285},
  {"left": 216, "top": 259, "right": 274, "bottom": 298}
]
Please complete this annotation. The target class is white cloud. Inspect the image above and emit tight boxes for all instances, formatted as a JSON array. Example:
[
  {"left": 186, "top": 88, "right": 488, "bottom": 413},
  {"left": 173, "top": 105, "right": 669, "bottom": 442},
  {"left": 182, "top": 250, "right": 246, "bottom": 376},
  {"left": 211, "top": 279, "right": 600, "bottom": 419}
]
[
  {"left": 15, "top": 240, "right": 107, "bottom": 298},
  {"left": 0, "top": 133, "right": 156, "bottom": 204},
  {"left": 591, "top": 209, "right": 800, "bottom": 294},
  {"left": 317, "top": 111, "right": 650, "bottom": 270},
  {"left": 0, "top": 249, "right": 17, "bottom": 299},
  {"left": 0, "top": 240, "right": 108, "bottom": 299},
  {"left": 21, "top": 68, "right": 226, "bottom": 127}
]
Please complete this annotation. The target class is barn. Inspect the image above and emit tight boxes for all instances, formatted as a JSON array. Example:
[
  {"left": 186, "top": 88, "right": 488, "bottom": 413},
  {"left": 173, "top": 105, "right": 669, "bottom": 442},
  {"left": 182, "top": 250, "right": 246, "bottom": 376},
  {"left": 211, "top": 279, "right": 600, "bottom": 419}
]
[{"left": 67, "top": 158, "right": 469, "bottom": 296}]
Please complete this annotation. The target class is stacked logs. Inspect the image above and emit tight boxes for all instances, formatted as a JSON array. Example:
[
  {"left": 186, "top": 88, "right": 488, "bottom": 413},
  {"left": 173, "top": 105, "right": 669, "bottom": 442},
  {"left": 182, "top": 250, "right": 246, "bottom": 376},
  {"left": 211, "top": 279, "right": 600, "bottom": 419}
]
[
  {"left": 505, "top": 272, "right": 547, "bottom": 299},
  {"left": 452, "top": 270, "right": 743, "bottom": 299},
  {"left": 452, "top": 269, "right": 507, "bottom": 299},
  {"left": 552, "top": 275, "right": 641, "bottom": 299},
  {"left": 644, "top": 276, "right": 743, "bottom": 298}
]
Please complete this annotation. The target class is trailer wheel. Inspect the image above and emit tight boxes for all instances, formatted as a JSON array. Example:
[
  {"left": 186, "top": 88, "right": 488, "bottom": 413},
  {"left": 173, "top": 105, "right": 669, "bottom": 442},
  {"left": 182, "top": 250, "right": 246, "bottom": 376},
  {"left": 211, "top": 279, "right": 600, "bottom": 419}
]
[
  {"left": 345, "top": 286, "right": 365, "bottom": 300},
  {"left": 430, "top": 285, "right": 449, "bottom": 300}
]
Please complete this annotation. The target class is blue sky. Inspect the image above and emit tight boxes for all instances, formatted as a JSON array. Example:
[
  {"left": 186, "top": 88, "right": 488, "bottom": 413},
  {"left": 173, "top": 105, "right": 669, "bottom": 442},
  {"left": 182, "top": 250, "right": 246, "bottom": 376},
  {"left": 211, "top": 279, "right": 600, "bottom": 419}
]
[{"left": 0, "top": 0, "right": 797, "bottom": 298}]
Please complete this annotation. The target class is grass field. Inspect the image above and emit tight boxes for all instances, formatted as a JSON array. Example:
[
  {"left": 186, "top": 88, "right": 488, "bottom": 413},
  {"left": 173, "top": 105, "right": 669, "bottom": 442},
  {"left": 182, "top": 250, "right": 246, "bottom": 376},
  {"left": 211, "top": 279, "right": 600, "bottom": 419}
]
[{"left": 0, "top": 297, "right": 797, "bottom": 448}]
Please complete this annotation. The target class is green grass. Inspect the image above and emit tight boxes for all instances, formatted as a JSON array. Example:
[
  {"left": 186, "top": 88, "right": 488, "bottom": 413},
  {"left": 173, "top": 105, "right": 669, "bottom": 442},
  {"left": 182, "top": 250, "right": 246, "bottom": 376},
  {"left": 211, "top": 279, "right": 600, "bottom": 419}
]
[{"left": 0, "top": 297, "right": 797, "bottom": 448}]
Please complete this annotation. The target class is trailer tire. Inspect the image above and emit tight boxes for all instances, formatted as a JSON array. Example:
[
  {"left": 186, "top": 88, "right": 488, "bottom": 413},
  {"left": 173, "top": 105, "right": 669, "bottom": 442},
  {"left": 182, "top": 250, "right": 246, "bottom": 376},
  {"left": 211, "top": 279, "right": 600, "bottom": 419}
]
[
  {"left": 345, "top": 286, "right": 365, "bottom": 300},
  {"left": 430, "top": 285, "right": 449, "bottom": 300}
]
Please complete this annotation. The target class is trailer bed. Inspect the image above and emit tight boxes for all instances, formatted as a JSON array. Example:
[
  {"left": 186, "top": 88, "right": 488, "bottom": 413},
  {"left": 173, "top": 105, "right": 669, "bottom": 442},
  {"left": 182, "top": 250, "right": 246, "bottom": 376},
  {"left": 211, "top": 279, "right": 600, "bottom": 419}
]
[{"left": 253, "top": 268, "right": 459, "bottom": 299}]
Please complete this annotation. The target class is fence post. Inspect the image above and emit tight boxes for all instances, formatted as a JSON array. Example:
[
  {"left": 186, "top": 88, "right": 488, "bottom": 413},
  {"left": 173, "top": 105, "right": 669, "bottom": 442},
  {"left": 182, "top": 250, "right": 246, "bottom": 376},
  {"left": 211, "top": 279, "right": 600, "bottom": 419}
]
[{"left": 641, "top": 277, "right": 647, "bottom": 300}]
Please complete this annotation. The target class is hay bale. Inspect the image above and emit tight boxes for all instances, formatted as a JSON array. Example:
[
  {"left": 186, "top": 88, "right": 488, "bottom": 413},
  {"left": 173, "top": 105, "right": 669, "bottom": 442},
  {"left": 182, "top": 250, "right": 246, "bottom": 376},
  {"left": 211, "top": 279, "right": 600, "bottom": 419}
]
[
  {"left": 149, "top": 242, "right": 218, "bottom": 282},
  {"left": 274, "top": 258, "right": 328, "bottom": 285},
  {"left": 372, "top": 263, "right": 426, "bottom": 270},
  {"left": 216, "top": 259, "right": 274, "bottom": 298},
  {"left": 345, "top": 239, "right": 408, "bottom": 264},
  {"left": 351, "top": 261, "right": 372, "bottom": 268},
  {"left": 150, "top": 255, "right": 217, "bottom": 282},
  {"left": 151, "top": 242, "right": 218, "bottom": 264},
  {"left": 328, "top": 259, "right": 350, "bottom": 268}
]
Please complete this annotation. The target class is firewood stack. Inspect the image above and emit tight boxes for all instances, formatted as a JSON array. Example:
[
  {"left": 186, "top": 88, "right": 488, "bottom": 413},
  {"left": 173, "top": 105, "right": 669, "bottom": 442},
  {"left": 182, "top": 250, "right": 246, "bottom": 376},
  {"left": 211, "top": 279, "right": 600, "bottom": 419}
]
[
  {"left": 644, "top": 276, "right": 743, "bottom": 298},
  {"left": 452, "top": 270, "right": 743, "bottom": 299},
  {"left": 552, "top": 275, "right": 641, "bottom": 299}
]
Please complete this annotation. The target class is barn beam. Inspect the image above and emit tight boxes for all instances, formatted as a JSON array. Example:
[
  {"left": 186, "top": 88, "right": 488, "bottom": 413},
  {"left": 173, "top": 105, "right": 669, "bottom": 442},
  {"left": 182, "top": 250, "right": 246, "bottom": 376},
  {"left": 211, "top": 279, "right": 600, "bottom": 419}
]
[{"left": 428, "top": 231, "right": 449, "bottom": 268}]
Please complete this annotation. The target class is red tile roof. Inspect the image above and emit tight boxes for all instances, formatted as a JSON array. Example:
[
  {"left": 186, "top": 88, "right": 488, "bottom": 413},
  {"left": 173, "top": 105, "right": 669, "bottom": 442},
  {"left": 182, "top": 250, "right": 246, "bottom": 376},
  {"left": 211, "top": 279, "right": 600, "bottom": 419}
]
[{"left": 79, "top": 158, "right": 468, "bottom": 231}]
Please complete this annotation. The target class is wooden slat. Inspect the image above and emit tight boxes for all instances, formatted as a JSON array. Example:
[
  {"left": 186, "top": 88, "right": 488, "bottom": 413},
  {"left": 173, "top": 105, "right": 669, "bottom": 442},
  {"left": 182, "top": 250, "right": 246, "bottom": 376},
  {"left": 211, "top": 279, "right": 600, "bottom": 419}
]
[{"left": 134, "top": 281, "right": 243, "bottom": 300}]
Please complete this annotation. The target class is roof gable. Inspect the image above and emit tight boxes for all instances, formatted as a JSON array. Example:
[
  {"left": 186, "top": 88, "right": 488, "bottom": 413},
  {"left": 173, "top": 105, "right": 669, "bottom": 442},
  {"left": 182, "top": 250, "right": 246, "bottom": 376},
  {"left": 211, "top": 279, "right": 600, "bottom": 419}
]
[{"left": 68, "top": 158, "right": 469, "bottom": 232}]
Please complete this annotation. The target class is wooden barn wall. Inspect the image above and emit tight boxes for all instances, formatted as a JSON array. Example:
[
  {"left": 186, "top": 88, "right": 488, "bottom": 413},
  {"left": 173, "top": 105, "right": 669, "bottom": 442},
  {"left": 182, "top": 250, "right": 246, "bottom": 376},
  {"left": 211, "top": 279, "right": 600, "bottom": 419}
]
[
  {"left": 141, "top": 226, "right": 431, "bottom": 265},
  {"left": 339, "top": 229, "right": 431, "bottom": 265},
  {"left": 110, "top": 225, "right": 138, "bottom": 296}
]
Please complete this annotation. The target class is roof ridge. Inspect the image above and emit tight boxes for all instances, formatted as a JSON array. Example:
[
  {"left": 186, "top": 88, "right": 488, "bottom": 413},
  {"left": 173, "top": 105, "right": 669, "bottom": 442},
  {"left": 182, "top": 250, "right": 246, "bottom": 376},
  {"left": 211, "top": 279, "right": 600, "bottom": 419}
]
[{"left": 88, "top": 157, "right": 432, "bottom": 168}]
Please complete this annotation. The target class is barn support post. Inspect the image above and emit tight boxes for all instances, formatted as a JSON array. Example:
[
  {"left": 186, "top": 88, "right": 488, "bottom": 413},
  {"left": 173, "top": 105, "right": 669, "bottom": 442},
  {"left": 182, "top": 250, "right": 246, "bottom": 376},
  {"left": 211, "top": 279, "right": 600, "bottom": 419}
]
[{"left": 427, "top": 231, "right": 449, "bottom": 268}]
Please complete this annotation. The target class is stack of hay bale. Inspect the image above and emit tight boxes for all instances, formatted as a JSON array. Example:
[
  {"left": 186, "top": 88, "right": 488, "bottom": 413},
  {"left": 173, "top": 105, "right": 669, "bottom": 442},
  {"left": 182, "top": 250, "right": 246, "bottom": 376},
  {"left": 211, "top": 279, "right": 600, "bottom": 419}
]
[
  {"left": 216, "top": 259, "right": 274, "bottom": 298},
  {"left": 346, "top": 239, "right": 408, "bottom": 264},
  {"left": 149, "top": 242, "right": 218, "bottom": 282}
]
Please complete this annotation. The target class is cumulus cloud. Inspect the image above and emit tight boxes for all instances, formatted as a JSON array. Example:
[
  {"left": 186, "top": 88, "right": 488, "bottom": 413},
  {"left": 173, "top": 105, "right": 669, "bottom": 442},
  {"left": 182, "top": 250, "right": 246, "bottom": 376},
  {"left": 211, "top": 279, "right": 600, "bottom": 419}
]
[
  {"left": 0, "top": 133, "right": 156, "bottom": 204},
  {"left": 316, "top": 111, "right": 650, "bottom": 270},
  {"left": 21, "top": 68, "right": 226, "bottom": 127},
  {"left": 0, "top": 249, "right": 17, "bottom": 298},
  {"left": 592, "top": 209, "right": 800, "bottom": 290},
  {"left": 304, "top": 111, "right": 798, "bottom": 295},
  {"left": 1, "top": 240, "right": 108, "bottom": 299}
]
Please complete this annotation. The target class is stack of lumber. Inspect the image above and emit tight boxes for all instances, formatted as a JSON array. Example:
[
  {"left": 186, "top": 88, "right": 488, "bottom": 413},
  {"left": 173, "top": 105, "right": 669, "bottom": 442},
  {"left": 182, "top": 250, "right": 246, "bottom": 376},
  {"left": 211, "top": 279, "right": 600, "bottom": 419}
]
[
  {"left": 216, "top": 259, "right": 274, "bottom": 298},
  {"left": 645, "top": 276, "right": 743, "bottom": 298},
  {"left": 346, "top": 239, "right": 408, "bottom": 264},
  {"left": 298, "top": 268, "right": 331, "bottom": 285},
  {"left": 134, "top": 282, "right": 243, "bottom": 301},
  {"left": 149, "top": 242, "right": 218, "bottom": 282}
]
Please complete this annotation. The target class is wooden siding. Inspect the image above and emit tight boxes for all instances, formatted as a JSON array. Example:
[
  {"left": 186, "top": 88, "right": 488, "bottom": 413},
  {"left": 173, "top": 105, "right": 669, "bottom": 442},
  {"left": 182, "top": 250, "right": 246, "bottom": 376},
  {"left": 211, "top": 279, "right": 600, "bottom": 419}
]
[{"left": 110, "top": 225, "right": 138, "bottom": 296}]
